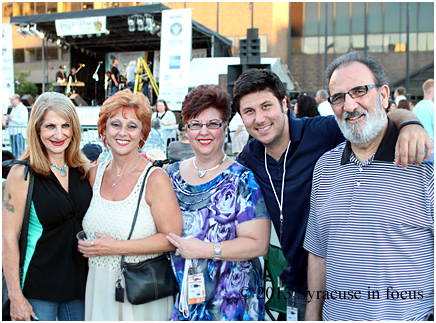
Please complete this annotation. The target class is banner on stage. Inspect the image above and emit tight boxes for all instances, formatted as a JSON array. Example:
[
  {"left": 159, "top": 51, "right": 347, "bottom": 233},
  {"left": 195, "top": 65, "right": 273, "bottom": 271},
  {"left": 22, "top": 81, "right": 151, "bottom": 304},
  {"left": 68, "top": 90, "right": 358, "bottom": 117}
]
[
  {"left": 55, "top": 16, "right": 109, "bottom": 37},
  {"left": 159, "top": 9, "right": 192, "bottom": 110},
  {"left": 2, "top": 24, "right": 14, "bottom": 114}
]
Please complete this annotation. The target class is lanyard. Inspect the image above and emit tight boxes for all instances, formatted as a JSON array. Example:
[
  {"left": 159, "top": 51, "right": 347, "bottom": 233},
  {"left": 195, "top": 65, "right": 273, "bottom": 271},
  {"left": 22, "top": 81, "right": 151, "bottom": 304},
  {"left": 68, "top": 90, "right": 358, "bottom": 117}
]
[{"left": 264, "top": 141, "right": 291, "bottom": 244}]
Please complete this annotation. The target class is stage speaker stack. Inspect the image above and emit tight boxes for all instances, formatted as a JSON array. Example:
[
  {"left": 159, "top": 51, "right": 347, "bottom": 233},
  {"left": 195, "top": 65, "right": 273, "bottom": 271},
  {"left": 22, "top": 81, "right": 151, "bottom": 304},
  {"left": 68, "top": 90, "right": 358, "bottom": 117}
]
[
  {"left": 69, "top": 94, "right": 88, "bottom": 106},
  {"left": 21, "top": 94, "right": 35, "bottom": 106}
]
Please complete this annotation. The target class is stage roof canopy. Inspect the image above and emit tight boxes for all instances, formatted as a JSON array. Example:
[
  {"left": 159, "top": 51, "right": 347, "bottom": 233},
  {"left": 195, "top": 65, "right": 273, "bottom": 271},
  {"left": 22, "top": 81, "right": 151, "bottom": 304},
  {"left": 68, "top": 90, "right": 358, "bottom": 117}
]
[{"left": 10, "top": 4, "right": 232, "bottom": 57}]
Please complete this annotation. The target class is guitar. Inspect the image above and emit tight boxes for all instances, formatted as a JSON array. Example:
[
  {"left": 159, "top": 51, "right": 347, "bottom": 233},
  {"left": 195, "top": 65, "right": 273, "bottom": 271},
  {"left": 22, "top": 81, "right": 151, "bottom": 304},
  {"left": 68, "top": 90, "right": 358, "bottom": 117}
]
[{"left": 66, "top": 64, "right": 85, "bottom": 96}]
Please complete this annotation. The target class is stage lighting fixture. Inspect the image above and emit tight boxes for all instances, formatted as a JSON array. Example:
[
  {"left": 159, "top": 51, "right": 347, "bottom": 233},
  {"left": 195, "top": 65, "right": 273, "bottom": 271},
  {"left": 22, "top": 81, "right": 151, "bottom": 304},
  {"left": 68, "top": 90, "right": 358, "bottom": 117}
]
[
  {"left": 128, "top": 16, "right": 136, "bottom": 32},
  {"left": 29, "top": 24, "right": 44, "bottom": 38},
  {"left": 17, "top": 28, "right": 27, "bottom": 38},
  {"left": 22, "top": 25, "right": 33, "bottom": 36},
  {"left": 144, "top": 15, "right": 153, "bottom": 32},
  {"left": 136, "top": 15, "right": 144, "bottom": 31},
  {"left": 151, "top": 23, "right": 160, "bottom": 35}
]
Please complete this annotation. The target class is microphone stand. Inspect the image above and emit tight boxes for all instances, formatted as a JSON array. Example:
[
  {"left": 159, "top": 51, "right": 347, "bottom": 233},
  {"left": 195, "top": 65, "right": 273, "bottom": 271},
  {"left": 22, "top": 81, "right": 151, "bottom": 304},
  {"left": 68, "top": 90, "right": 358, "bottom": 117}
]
[{"left": 92, "top": 62, "right": 102, "bottom": 106}]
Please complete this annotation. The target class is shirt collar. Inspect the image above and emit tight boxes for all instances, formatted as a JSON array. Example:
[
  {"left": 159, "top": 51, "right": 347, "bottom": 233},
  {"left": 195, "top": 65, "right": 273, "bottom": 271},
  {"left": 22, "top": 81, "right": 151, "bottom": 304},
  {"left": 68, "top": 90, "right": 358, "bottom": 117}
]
[
  {"left": 253, "top": 109, "right": 303, "bottom": 159},
  {"left": 341, "top": 117, "right": 398, "bottom": 165}
]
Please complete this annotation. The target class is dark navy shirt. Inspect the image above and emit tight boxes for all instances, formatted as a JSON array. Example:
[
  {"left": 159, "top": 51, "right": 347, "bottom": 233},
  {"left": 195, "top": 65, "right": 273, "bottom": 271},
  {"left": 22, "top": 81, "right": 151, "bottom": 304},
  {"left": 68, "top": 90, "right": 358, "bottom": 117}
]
[{"left": 237, "top": 111, "right": 344, "bottom": 293}]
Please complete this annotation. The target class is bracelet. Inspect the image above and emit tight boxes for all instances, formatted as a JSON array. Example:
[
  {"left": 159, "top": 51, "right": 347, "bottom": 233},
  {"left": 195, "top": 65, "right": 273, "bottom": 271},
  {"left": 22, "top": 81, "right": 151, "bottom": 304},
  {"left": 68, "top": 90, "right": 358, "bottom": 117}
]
[
  {"left": 398, "top": 120, "right": 423, "bottom": 132},
  {"left": 213, "top": 242, "right": 221, "bottom": 261}
]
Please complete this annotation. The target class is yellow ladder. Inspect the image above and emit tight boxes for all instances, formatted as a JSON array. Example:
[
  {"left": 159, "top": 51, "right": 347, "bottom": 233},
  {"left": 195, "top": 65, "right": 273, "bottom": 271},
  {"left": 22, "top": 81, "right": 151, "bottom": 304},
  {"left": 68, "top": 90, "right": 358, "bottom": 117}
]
[{"left": 134, "top": 57, "right": 159, "bottom": 97}]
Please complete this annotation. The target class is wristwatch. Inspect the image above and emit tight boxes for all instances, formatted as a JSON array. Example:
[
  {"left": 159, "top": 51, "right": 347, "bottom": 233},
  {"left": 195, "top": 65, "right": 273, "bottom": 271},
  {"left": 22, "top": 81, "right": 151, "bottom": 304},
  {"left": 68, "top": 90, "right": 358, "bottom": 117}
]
[{"left": 213, "top": 242, "right": 221, "bottom": 261}]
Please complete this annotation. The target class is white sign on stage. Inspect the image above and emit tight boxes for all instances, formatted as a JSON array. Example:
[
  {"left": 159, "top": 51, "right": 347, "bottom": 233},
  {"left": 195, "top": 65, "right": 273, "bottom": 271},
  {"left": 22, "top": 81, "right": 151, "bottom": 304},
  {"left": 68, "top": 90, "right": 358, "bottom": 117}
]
[
  {"left": 55, "top": 16, "right": 109, "bottom": 37},
  {"left": 159, "top": 9, "right": 192, "bottom": 110}
]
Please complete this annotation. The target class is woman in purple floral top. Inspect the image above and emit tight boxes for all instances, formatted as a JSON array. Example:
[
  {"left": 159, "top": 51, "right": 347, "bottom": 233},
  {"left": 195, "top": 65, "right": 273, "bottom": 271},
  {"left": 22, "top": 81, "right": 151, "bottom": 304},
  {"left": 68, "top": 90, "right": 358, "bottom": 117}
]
[{"left": 166, "top": 85, "right": 271, "bottom": 321}]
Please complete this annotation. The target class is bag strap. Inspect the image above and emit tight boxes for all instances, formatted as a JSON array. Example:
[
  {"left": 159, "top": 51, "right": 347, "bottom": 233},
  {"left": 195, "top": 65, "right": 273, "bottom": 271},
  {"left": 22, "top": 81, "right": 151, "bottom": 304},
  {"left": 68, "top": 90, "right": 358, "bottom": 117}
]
[
  {"left": 3, "top": 159, "right": 34, "bottom": 285},
  {"left": 120, "top": 162, "right": 157, "bottom": 269}
]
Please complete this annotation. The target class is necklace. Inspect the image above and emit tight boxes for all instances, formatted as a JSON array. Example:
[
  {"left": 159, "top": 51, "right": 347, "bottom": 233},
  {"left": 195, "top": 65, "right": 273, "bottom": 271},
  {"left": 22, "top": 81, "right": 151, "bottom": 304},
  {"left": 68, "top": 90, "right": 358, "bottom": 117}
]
[
  {"left": 50, "top": 162, "right": 68, "bottom": 177},
  {"left": 110, "top": 157, "right": 141, "bottom": 187},
  {"left": 192, "top": 154, "right": 227, "bottom": 178}
]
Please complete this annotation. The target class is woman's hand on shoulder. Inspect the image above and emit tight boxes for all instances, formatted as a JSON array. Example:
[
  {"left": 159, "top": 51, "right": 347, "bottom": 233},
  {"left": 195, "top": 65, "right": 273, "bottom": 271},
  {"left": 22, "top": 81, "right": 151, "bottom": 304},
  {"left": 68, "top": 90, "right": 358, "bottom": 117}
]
[{"left": 146, "top": 168, "right": 183, "bottom": 237}]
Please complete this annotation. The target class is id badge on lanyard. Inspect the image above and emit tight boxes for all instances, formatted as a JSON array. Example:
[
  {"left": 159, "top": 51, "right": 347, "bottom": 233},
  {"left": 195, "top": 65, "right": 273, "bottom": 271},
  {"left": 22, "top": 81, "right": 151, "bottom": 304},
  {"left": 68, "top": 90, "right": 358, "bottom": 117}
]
[
  {"left": 188, "top": 260, "right": 205, "bottom": 304},
  {"left": 287, "top": 291, "right": 298, "bottom": 321}
]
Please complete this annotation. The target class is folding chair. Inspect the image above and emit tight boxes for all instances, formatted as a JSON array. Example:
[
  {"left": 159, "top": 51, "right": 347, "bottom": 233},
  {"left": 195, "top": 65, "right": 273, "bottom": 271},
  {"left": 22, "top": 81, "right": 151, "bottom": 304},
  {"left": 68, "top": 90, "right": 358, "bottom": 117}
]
[{"left": 263, "top": 244, "right": 288, "bottom": 320}]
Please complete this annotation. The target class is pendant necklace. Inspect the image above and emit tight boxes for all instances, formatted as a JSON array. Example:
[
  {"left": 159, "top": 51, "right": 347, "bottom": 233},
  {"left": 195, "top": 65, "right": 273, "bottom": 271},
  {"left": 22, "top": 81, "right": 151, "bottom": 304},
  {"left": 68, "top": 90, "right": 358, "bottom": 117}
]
[
  {"left": 193, "top": 154, "right": 227, "bottom": 178},
  {"left": 111, "top": 157, "right": 141, "bottom": 187},
  {"left": 50, "top": 162, "right": 68, "bottom": 177}
]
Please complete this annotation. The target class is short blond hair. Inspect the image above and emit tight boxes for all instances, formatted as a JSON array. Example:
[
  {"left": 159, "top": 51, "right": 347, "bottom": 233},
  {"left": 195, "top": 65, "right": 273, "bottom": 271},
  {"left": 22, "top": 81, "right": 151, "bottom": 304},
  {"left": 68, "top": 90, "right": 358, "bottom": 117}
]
[
  {"left": 21, "top": 92, "right": 88, "bottom": 179},
  {"left": 422, "top": 79, "right": 434, "bottom": 93}
]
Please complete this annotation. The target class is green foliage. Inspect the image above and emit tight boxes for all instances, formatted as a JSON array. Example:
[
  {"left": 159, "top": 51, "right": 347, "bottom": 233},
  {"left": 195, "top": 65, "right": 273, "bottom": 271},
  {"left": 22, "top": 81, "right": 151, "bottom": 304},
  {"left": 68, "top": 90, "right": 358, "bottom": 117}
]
[{"left": 14, "top": 70, "right": 39, "bottom": 98}]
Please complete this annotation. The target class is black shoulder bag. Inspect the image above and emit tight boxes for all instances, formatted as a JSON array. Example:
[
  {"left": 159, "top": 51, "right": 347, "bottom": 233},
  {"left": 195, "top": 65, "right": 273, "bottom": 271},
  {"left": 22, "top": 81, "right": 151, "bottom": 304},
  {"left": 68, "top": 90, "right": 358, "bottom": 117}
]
[
  {"left": 2, "top": 160, "right": 35, "bottom": 321},
  {"left": 115, "top": 163, "right": 179, "bottom": 305}
]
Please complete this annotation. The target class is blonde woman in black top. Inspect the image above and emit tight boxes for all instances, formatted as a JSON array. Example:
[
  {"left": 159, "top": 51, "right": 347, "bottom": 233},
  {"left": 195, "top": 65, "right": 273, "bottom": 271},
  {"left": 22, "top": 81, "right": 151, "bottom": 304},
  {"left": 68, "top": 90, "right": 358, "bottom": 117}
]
[{"left": 2, "top": 92, "right": 92, "bottom": 321}]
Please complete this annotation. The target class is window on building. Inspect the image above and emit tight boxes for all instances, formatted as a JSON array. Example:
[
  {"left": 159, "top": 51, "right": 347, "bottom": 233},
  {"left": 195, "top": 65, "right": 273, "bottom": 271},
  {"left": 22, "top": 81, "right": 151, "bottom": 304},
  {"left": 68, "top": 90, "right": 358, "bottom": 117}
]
[
  {"left": 303, "top": 36, "right": 319, "bottom": 54},
  {"left": 2, "top": 3, "right": 12, "bottom": 17},
  {"left": 319, "top": 3, "right": 334, "bottom": 36},
  {"left": 368, "top": 3, "right": 383, "bottom": 34},
  {"left": 367, "top": 35, "right": 383, "bottom": 52},
  {"left": 83, "top": 3, "right": 95, "bottom": 10},
  {"left": 36, "top": 48, "right": 43, "bottom": 61},
  {"left": 351, "top": 3, "right": 365, "bottom": 35},
  {"left": 319, "top": 36, "right": 335, "bottom": 54},
  {"left": 334, "top": 35, "right": 351, "bottom": 54},
  {"left": 303, "top": 2, "right": 319, "bottom": 36},
  {"left": 385, "top": 34, "right": 400, "bottom": 52},
  {"left": 350, "top": 35, "right": 365, "bottom": 51},
  {"left": 409, "top": 33, "right": 418, "bottom": 52},
  {"left": 384, "top": 3, "right": 400, "bottom": 33},
  {"left": 23, "top": 2, "right": 34, "bottom": 16},
  {"left": 418, "top": 3, "right": 434, "bottom": 32},
  {"left": 335, "top": 3, "right": 350, "bottom": 36},
  {"left": 46, "top": 47, "right": 59, "bottom": 60},
  {"left": 24, "top": 48, "right": 36, "bottom": 62},
  {"left": 47, "top": 2, "right": 57, "bottom": 13},
  {"left": 13, "top": 49, "right": 25, "bottom": 63},
  {"left": 35, "top": 2, "right": 45, "bottom": 14}
]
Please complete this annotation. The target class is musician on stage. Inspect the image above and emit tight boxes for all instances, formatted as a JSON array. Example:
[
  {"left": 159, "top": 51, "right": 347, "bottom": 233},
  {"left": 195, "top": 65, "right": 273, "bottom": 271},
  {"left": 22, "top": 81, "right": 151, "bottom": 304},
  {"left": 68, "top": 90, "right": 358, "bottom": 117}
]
[
  {"left": 69, "top": 67, "right": 78, "bottom": 94},
  {"left": 110, "top": 58, "right": 120, "bottom": 96},
  {"left": 55, "top": 65, "right": 67, "bottom": 94}
]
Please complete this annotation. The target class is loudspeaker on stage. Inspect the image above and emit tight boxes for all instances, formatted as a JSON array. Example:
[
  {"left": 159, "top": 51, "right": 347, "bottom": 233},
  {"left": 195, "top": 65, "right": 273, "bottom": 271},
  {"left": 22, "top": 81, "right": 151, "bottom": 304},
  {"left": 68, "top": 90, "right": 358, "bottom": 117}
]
[
  {"left": 69, "top": 94, "right": 88, "bottom": 106},
  {"left": 21, "top": 94, "right": 35, "bottom": 106}
]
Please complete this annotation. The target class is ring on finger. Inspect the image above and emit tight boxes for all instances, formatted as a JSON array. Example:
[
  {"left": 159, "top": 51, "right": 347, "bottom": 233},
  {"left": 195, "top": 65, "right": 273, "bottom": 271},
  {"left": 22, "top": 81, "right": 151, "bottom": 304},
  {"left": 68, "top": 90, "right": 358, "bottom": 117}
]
[{"left": 91, "top": 240, "right": 94, "bottom": 246}]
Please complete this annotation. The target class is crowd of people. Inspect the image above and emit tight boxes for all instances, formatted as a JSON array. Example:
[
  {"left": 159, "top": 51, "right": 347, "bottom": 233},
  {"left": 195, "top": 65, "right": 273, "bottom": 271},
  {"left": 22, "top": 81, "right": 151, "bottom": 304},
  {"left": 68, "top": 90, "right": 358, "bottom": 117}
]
[{"left": 2, "top": 51, "right": 434, "bottom": 321}]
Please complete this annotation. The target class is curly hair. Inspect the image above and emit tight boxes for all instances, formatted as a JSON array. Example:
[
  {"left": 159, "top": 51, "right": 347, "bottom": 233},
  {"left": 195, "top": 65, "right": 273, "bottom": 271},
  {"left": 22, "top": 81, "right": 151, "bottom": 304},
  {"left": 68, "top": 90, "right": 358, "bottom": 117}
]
[
  {"left": 98, "top": 89, "right": 152, "bottom": 148},
  {"left": 181, "top": 85, "right": 231, "bottom": 124}
]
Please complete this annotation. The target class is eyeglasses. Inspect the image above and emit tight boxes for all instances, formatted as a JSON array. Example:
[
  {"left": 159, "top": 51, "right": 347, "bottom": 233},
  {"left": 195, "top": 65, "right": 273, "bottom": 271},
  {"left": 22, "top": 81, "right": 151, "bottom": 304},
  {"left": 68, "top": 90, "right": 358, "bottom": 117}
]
[
  {"left": 328, "top": 84, "right": 381, "bottom": 105},
  {"left": 186, "top": 121, "right": 224, "bottom": 130}
]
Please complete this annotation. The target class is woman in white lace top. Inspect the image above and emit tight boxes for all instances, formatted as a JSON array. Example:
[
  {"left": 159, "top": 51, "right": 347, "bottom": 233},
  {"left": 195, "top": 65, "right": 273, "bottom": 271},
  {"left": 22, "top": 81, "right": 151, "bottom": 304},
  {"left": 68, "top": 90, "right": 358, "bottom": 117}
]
[{"left": 78, "top": 89, "right": 183, "bottom": 320}]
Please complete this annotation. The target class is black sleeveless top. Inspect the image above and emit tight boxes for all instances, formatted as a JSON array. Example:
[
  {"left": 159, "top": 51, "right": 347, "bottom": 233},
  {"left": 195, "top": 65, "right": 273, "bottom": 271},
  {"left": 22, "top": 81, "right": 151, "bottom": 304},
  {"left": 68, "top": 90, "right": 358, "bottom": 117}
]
[{"left": 22, "top": 167, "right": 92, "bottom": 302}]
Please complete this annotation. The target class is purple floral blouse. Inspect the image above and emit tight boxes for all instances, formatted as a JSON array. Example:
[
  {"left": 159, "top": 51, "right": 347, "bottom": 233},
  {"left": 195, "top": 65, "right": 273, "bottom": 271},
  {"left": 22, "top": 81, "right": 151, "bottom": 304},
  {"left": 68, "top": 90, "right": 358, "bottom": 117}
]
[{"left": 167, "top": 161, "right": 270, "bottom": 321}]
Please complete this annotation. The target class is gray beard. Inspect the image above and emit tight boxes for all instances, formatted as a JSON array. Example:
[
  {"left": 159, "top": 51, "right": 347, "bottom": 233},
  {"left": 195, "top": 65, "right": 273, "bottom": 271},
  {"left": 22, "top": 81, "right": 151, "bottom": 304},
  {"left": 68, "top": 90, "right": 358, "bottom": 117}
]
[{"left": 335, "top": 96, "right": 387, "bottom": 145}]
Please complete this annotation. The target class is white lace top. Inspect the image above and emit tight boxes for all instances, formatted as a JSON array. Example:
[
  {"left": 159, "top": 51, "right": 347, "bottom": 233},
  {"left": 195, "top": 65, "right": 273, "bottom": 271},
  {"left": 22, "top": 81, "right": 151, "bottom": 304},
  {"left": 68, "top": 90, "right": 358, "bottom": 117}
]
[{"left": 83, "top": 160, "right": 160, "bottom": 270}]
